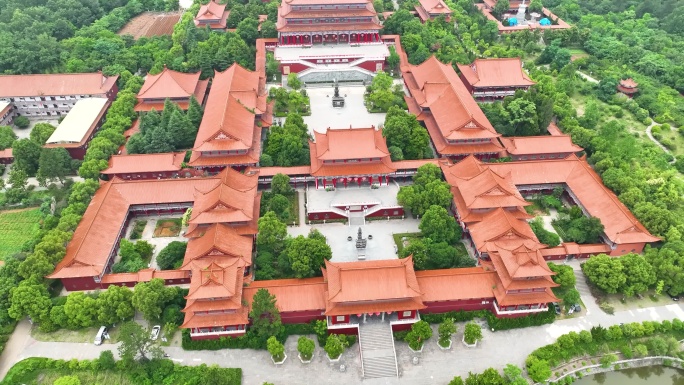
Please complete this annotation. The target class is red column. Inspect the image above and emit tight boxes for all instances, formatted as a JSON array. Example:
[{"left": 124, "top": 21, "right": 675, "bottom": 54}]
[
  {"left": 357, "top": 178, "right": 361, "bottom": 187},
  {"left": 369, "top": 176, "right": 373, "bottom": 185},
  {"left": 332, "top": 178, "right": 337, "bottom": 187},
  {"left": 315, "top": 178, "right": 319, "bottom": 189},
  {"left": 343, "top": 178, "right": 348, "bottom": 188},
  {"left": 323, "top": 179, "right": 326, "bottom": 188}
]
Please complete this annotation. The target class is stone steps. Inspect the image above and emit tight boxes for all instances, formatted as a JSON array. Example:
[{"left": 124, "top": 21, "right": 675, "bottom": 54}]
[{"left": 359, "top": 323, "right": 398, "bottom": 379}]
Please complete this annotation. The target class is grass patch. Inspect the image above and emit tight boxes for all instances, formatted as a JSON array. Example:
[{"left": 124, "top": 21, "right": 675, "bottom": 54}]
[
  {"left": 31, "top": 325, "right": 121, "bottom": 344},
  {"left": 129, "top": 220, "right": 146, "bottom": 240},
  {"left": 392, "top": 232, "right": 422, "bottom": 256},
  {"left": 7, "top": 366, "right": 136, "bottom": 385},
  {"left": 289, "top": 193, "right": 299, "bottom": 226},
  {"left": 0, "top": 208, "right": 42, "bottom": 260},
  {"left": 153, "top": 218, "right": 182, "bottom": 237}
]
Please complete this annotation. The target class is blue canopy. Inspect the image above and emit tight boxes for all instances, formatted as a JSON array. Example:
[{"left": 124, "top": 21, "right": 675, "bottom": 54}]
[
  {"left": 540, "top": 18, "right": 551, "bottom": 26},
  {"left": 508, "top": 18, "right": 518, "bottom": 26}
]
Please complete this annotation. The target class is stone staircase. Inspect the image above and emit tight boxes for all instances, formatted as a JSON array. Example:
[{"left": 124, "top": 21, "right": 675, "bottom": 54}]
[{"left": 358, "top": 322, "right": 398, "bottom": 379}]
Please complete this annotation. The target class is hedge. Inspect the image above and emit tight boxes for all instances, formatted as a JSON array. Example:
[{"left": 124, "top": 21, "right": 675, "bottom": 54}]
[
  {"left": 420, "top": 307, "right": 556, "bottom": 330},
  {"left": 1, "top": 356, "right": 242, "bottom": 385}
]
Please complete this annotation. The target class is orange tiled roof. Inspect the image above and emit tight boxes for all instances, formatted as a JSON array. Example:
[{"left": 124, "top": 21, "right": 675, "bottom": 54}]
[
  {"left": 185, "top": 259, "right": 244, "bottom": 304},
  {"left": 500, "top": 135, "right": 583, "bottom": 156},
  {"left": 190, "top": 63, "right": 267, "bottom": 167},
  {"left": 493, "top": 286, "right": 558, "bottom": 307},
  {"left": 0, "top": 72, "right": 118, "bottom": 98},
  {"left": 100, "top": 268, "right": 190, "bottom": 285},
  {"left": 182, "top": 223, "right": 253, "bottom": 268},
  {"left": 490, "top": 243, "right": 555, "bottom": 280},
  {"left": 48, "top": 168, "right": 260, "bottom": 280},
  {"left": 456, "top": 58, "right": 535, "bottom": 89},
  {"left": 194, "top": 1, "right": 230, "bottom": 29},
  {"left": 181, "top": 306, "right": 249, "bottom": 329},
  {"left": 309, "top": 127, "right": 397, "bottom": 177},
  {"left": 102, "top": 152, "right": 184, "bottom": 175},
  {"left": 189, "top": 169, "right": 259, "bottom": 226},
  {"left": 456, "top": 168, "right": 529, "bottom": 210},
  {"left": 468, "top": 208, "right": 539, "bottom": 251},
  {"left": 244, "top": 277, "right": 328, "bottom": 313},
  {"left": 136, "top": 68, "right": 208, "bottom": 102},
  {"left": 416, "top": 267, "right": 496, "bottom": 302},
  {"left": 277, "top": 0, "right": 381, "bottom": 31},
  {"left": 415, "top": 0, "right": 451, "bottom": 19},
  {"left": 323, "top": 257, "right": 425, "bottom": 315},
  {"left": 0, "top": 148, "right": 13, "bottom": 159},
  {"left": 620, "top": 78, "right": 638, "bottom": 88}
]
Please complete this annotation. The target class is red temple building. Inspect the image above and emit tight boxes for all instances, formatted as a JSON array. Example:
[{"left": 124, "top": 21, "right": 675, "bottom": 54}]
[
  {"left": 414, "top": 0, "right": 452, "bottom": 23},
  {"left": 273, "top": 0, "right": 389, "bottom": 80},
  {"left": 403, "top": 56, "right": 504, "bottom": 161},
  {"left": 101, "top": 152, "right": 185, "bottom": 180},
  {"left": 194, "top": 0, "right": 230, "bottom": 30},
  {"left": 500, "top": 135, "right": 583, "bottom": 161},
  {"left": 456, "top": 58, "right": 535, "bottom": 100},
  {"left": 189, "top": 63, "right": 272, "bottom": 171},
  {"left": 617, "top": 78, "right": 638, "bottom": 98},
  {"left": 135, "top": 67, "right": 209, "bottom": 112},
  {"left": 309, "top": 127, "right": 396, "bottom": 189}
]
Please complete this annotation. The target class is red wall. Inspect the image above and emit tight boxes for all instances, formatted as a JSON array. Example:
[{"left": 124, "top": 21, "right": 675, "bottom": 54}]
[
  {"left": 191, "top": 330, "right": 246, "bottom": 340},
  {"left": 281, "top": 310, "right": 325, "bottom": 324},
  {"left": 366, "top": 208, "right": 404, "bottom": 218},
  {"left": 391, "top": 323, "right": 412, "bottom": 332},
  {"left": 61, "top": 277, "right": 99, "bottom": 291},
  {"left": 105, "top": 171, "right": 179, "bottom": 180},
  {"left": 422, "top": 299, "right": 493, "bottom": 314},
  {"left": 280, "top": 62, "right": 310, "bottom": 74},
  {"left": 308, "top": 211, "right": 347, "bottom": 221},
  {"left": 610, "top": 243, "right": 646, "bottom": 256},
  {"left": 328, "top": 326, "right": 358, "bottom": 335}
]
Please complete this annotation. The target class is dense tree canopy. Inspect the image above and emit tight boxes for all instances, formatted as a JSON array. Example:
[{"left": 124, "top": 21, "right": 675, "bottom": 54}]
[
  {"left": 397, "top": 163, "right": 452, "bottom": 216},
  {"left": 382, "top": 106, "right": 431, "bottom": 160}
]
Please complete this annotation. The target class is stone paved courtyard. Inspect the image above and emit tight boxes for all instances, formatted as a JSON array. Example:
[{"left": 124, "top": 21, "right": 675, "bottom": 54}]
[{"left": 302, "top": 86, "right": 387, "bottom": 134}]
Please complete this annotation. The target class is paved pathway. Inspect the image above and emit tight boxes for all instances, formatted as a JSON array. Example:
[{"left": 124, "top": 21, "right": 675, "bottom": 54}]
[
  {"left": 645, "top": 122, "right": 677, "bottom": 164},
  {"left": 2, "top": 295, "right": 684, "bottom": 384},
  {"left": 577, "top": 72, "right": 599, "bottom": 84}
]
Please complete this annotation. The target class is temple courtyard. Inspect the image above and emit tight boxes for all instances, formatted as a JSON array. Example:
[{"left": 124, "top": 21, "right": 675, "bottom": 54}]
[{"left": 302, "top": 86, "right": 387, "bottom": 134}]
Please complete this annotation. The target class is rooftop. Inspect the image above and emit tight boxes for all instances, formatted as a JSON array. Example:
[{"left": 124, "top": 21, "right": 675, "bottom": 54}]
[
  {"left": 0, "top": 72, "right": 118, "bottom": 98},
  {"left": 456, "top": 58, "right": 535, "bottom": 88},
  {"left": 135, "top": 68, "right": 209, "bottom": 111},
  {"left": 102, "top": 152, "right": 184, "bottom": 175},
  {"left": 500, "top": 135, "right": 583, "bottom": 156},
  {"left": 44, "top": 98, "right": 110, "bottom": 145}
]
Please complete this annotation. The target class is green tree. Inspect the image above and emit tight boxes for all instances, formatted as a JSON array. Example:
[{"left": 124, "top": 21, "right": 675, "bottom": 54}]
[
  {"left": 0, "top": 126, "right": 17, "bottom": 149},
  {"left": 97, "top": 350, "right": 117, "bottom": 370},
  {"left": 297, "top": 336, "right": 315, "bottom": 360},
  {"left": 528, "top": 0, "right": 543, "bottom": 13},
  {"left": 503, "top": 364, "right": 527, "bottom": 385},
  {"left": 30, "top": 123, "right": 56, "bottom": 145},
  {"left": 37, "top": 148, "right": 73, "bottom": 186},
  {"left": 548, "top": 262, "right": 576, "bottom": 290},
  {"left": 8, "top": 280, "right": 52, "bottom": 322},
  {"left": 97, "top": 285, "right": 134, "bottom": 325},
  {"left": 117, "top": 321, "right": 163, "bottom": 362},
  {"left": 5, "top": 167, "right": 29, "bottom": 204},
  {"left": 562, "top": 289, "right": 580, "bottom": 310},
  {"left": 236, "top": 18, "right": 259, "bottom": 45},
  {"left": 387, "top": 46, "right": 400, "bottom": 72},
  {"left": 619, "top": 253, "right": 656, "bottom": 297},
  {"left": 448, "top": 377, "right": 464, "bottom": 385},
  {"left": 525, "top": 356, "right": 551, "bottom": 383},
  {"left": 156, "top": 241, "right": 187, "bottom": 270},
  {"left": 324, "top": 334, "right": 345, "bottom": 359},
  {"left": 282, "top": 235, "right": 332, "bottom": 278},
  {"left": 187, "top": 95, "right": 204, "bottom": 128},
  {"left": 267, "top": 336, "right": 285, "bottom": 362},
  {"left": 257, "top": 211, "right": 288, "bottom": 255},
  {"left": 405, "top": 320, "right": 432, "bottom": 350},
  {"left": 63, "top": 292, "right": 98, "bottom": 329},
  {"left": 596, "top": 76, "right": 619, "bottom": 102},
  {"left": 12, "top": 138, "right": 42, "bottom": 175},
  {"left": 13, "top": 116, "right": 29, "bottom": 129},
  {"left": 382, "top": 106, "right": 431, "bottom": 160},
  {"left": 271, "top": 173, "right": 293, "bottom": 196},
  {"left": 287, "top": 73, "right": 301, "bottom": 90},
  {"left": 492, "top": 0, "right": 510, "bottom": 19},
  {"left": 582, "top": 254, "right": 626, "bottom": 294},
  {"left": 504, "top": 98, "right": 539, "bottom": 136},
  {"left": 268, "top": 194, "right": 291, "bottom": 222},
  {"left": 438, "top": 318, "right": 456, "bottom": 348},
  {"left": 419, "top": 205, "right": 461, "bottom": 244},
  {"left": 166, "top": 108, "right": 196, "bottom": 149},
  {"left": 132, "top": 279, "right": 175, "bottom": 322},
  {"left": 249, "top": 288, "right": 283, "bottom": 344},
  {"left": 397, "top": 164, "right": 452, "bottom": 216},
  {"left": 463, "top": 322, "right": 482, "bottom": 345},
  {"left": 400, "top": 239, "right": 429, "bottom": 269}
]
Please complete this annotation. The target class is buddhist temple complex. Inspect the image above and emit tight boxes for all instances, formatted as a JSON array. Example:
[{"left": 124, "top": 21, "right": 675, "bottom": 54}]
[{"left": 457, "top": 58, "right": 535, "bottom": 100}]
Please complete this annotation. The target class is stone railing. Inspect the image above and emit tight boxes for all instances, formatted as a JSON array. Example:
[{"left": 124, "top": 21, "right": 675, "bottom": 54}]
[{"left": 547, "top": 355, "right": 684, "bottom": 384}]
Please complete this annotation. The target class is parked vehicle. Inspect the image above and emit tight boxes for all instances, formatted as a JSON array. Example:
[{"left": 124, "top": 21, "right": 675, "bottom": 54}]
[
  {"left": 552, "top": 303, "right": 561, "bottom": 315},
  {"left": 668, "top": 292, "right": 680, "bottom": 301},
  {"left": 94, "top": 326, "right": 108, "bottom": 345},
  {"left": 151, "top": 325, "right": 161, "bottom": 341}
]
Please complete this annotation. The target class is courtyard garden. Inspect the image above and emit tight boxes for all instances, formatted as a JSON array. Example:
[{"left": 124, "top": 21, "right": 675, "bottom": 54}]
[{"left": 153, "top": 218, "right": 183, "bottom": 237}]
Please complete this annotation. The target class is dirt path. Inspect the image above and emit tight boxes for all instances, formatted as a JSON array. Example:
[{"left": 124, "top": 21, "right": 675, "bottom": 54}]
[
  {"left": 0, "top": 207, "right": 38, "bottom": 214},
  {"left": 645, "top": 121, "right": 676, "bottom": 164}
]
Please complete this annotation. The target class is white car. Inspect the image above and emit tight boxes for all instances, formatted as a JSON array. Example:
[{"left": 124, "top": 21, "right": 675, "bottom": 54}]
[{"left": 150, "top": 325, "right": 161, "bottom": 341}]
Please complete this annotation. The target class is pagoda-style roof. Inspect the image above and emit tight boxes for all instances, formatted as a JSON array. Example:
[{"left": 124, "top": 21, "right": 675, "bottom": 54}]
[
  {"left": 194, "top": 0, "right": 230, "bottom": 29},
  {"left": 182, "top": 223, "right": 254, "bottom": 268},
  {"left": 189, "top": 168, "right": 259, "bottom": 226},
  {"left": 322, "top": 257, "right": 425, "bottom": 316},
  {"left": 617, "top": 78, "right": 639, "bottom": 95},
  {"left": 456, "top": 58, "right": 535, "bottom": 89},
  {"left": 415, "top": 0, "right": 451, "bottom": 22},
  {"left": 136, "top": 67, "right": 209, "bottom": 109},
  {"left": 468, "top": 208, "right": 539, "bottom": 251},
  {"left": 309, "top": 127, "right": 396, "bottom": 177},
  {"left": 276, "top": 0, "right": 382, "bottom": 33},
  {"left": 403, "top": 56, "right": 503, "bottom": 156},
  {"left": 189, "top": 63, "right": 270, "bottom": 167},
  {"left": 102, "top": 152, "right": 184, "bottom": 176}
]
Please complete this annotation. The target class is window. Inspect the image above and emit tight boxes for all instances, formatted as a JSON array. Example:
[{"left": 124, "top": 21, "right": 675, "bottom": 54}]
[
  {"left": 336, "top": 315, "right": 346, "bottom": 322},
  {"left": 402, "top": 311, "right": 412, "bottom": 317}
]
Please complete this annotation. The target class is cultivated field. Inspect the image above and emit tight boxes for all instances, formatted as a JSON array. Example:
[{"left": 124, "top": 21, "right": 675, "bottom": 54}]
[
  {"left": 118, "top": 11, "right": 181, "bottom": 39},
  {"left": 0, "top": 208, "right": 42, "bottom": 260}
]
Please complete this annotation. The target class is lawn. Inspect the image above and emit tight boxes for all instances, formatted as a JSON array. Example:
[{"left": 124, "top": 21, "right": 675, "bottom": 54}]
[
  {"left": 153, "top": 217, "right": 182, "bottom": 237},
  {"left": 392, "top": 232, "right": 422, "bottom": 256},
  {"left": 31, "top": 324, "right": 121, "bottom": 344},
  {"left": 655, "top": 126, "right": 684, "bottom": 157},
  {"left": 0, "top": 208, "right": 42, "bottom": 260},
  {"left": 289, "top": 193, "right": 299, "bottom": 225},
  {"left": 6, "top": 367, "right": 136, "bottom": 385}
]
